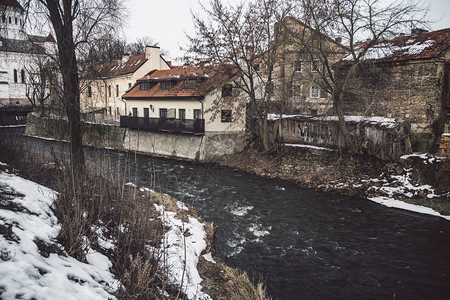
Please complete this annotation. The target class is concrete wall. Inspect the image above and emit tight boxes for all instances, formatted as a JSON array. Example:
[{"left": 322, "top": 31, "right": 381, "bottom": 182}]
[{"left": 25, "top": 114, "right": 245, "bottom": 161}]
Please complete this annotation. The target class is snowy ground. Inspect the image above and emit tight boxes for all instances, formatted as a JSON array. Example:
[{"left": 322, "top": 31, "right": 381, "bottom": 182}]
[
  {"left": 0, "top": 163, "right": 213, "bottom": 299},
  {"left": 0, "top": 166, "right": 119, "bottom": 299},
  {"left": 364, "top": 153, "right": 450, "bottom": 221}
]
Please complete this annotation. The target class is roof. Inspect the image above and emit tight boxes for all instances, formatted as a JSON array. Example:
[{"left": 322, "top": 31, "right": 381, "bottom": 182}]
[
  {"left": 0, "top": 0, "right": 24, "bottom": 10},
  {"left": 29, "top": 34, "right": 56, "bottom": 43},
  {"left": 88, "top": 54, "right": 148, "bottom": 78},
  {"left": 342, "top": 28, "right": 450, "bottom": 63},
  {"left": 123, "top": 66, "right": 237, "bottom": 100}
]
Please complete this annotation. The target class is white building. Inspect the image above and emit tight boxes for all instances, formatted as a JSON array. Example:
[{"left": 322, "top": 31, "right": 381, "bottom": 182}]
[
  {"left": 0, "top": 0, "right": 56, "bottom": 105},
  {"left": 80, "top": 46, "right": 171, "bottom": 119}
]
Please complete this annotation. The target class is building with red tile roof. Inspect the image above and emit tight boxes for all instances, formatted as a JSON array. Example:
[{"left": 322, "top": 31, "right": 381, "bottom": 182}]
[
  {"left": 335, "top": 28, "right": 450, "bottom": 151},
  {"left": 121, "top": 65, "right": 245, "bottom": 134},
  {"left": 80, "top": 46, "right": 170, "bottom": 118}
]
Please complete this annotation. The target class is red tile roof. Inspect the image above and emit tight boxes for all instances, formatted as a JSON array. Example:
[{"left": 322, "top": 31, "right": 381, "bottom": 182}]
[
  {"left": 89, "top": 54, "right": 148, "bottom": 78},
  {"left": 123, "top": 66, "right": 237, "bottom": 100},
  {"left": 343, "top": 28, "right": 450, "bottom": 63}
]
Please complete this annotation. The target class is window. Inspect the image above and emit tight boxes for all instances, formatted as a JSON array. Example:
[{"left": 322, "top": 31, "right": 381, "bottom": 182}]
[
  {"left": 183, "top": 79, "right": 196, "bottom": 90},
  {"left": 179, "top": 109, "right": 186, "bottom": 120},
  {"left": 294, "top": 60, "right": 302, "bottom": 72},
  {"left": 2, "top": 15, "right": 5, "bottom": 23},
  {"left": 140, "top": 82, "right": 149, "bottom": 91},
  {"left": 160, "top": 81, "right": 174, "bottom": 91},
  {"left": 310, "top": 85, "right": 320, "bottom": 98},
  {"left": 311, "top": 60, "right": 319, "bottom": 72},
  {"left": 292, "top": 85, "right": 302, "bottom": 98},
  {"left": 222, "top": 84, "right": 232, "bottom": 97},
  {"left": 194, "top": 109, "right": 202, "bottom": 120},
  {"left": 9, "top": 17, "right": 11, "bottom": 24},
  {"left": 159, "top": 108, "right": 167, "bottom": 119},
  {"left": 15, "top": 17, "right": 17, "bottom": 25},
  {"left": 87, "top": 86, "right": 92, "bottom": 97},
  {"left": 132, "top": 107, "right": 138, "bottom": 117},
  {"left": 116, "top": 85, "right": 119, "bottom": 97},
  {"left": 265, "top": 82, "right": 274, "bottom": 95},
  {"left": 129, "top": 83, "right": 132, "bottom": 89},
  {"left": 13, "top": 69, "right": 17, "bottom": 83},
  {"left": 21, "top": 70, "right": 25, "bottom": 83},
  {"left": 253, "top": 63, "right": 260, "bottom": 71},
  {"left": 221, "top": 110, "right": 232, "bottom": 122},
  {"left": 143, "top": 107, "right": 149, "bottom": 118},
  {"left": 108, "top": 85, "right": 111, "bottom": 97}
]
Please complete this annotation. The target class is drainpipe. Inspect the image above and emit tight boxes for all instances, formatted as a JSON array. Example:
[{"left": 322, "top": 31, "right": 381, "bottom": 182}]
[
  {"left": 198, "top": 98, "right": 204, "bottom": 133},
  {"left": 121, "top": 97, "right": 127, "bottom": 116}
]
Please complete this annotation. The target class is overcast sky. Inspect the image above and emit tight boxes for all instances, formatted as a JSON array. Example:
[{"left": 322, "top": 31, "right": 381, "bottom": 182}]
[{"left": 123, "top": 0, "right": 450, "bottom": 63}]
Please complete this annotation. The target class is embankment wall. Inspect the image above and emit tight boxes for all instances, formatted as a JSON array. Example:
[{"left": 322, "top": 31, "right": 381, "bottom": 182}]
[{"left": 25, "top": 114, "right": 245, "bottom": 161}]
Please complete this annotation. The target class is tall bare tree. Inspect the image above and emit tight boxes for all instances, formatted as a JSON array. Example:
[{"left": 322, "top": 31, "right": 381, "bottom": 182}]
[
  {"left": 285, "top": 0, "right": 428, "bottom": 151},
  {"left": 187, "top": 0, "right": 292, "bottom": 151},
  {"left": 24, "top": 0, "right": 125, "bottom": 179}
]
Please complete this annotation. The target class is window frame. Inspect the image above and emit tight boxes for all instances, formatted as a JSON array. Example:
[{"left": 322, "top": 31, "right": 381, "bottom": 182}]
[
  {"left": 292, "top": 84, "right": 302, "bottom": 98},
  {"left": 294, "top": 60, "right": 302, "bottom": 73},
  {"left": 132, "top": 107, "right": 138, "bottom": 117},
  {"left": 221, "top": 110, "right": 232, "bottom": 123},
  {"left": 310, "top": 85, "right": 320, "bottom": 99},
  {"left": 140, "top": 82, "right": 149, "bottom": 91},
  {"left": 159, "top": 108, "right": 168, "bottom": 119},
  {"left": 87, "top": 86, "right": 92, "bottom": 98},
  {"left": 222, "top": 84, "right": 232, "bottom": 97},
  {"left": 193, "top": 109, "right": 202, "bottom": 120},
  {"left": 13, "top": 69, "right": 17, "bottom": 83},
  {"left": 160, "top": 81, "right": 174, "bottom": 91},
  {"left": 179, "top": 109, "right": 186, "bottom": 120}
]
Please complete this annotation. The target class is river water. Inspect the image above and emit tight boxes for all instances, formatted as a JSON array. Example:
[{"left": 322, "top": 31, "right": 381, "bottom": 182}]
[{"left": 3, "top": 128, "right": 450, "bottom": 299}]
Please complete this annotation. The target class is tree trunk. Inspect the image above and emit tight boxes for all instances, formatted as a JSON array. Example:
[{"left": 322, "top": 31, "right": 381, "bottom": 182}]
[{"left": 45, "top": 0, "right": 85, "bottom": 178}]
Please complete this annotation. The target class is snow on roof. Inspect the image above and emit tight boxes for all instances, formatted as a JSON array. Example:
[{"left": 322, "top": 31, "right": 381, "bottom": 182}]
[
  {"left": 0, "top": 170, "right": 119, "bottom": 299},
  {"left": 267, "top": 114, "right": 399, "bottom": 128}
]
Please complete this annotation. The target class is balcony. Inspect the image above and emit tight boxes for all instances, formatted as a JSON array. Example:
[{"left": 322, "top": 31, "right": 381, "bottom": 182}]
[{"left": 120, "top": 116, "right": 205, "bottom": 135}]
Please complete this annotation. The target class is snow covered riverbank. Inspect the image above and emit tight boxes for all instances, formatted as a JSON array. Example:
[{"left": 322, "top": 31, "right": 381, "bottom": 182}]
[{"left": 0, "top": 163, "right": 214, "bottom": 299}]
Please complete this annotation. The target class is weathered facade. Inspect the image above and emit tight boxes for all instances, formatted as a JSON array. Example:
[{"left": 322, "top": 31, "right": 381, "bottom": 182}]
[
  {"left": 336, "top": 28, "right": 450, "bottom": 152},
  {"left": 271, "top": 114, "right": 411, "bottom": 160}
]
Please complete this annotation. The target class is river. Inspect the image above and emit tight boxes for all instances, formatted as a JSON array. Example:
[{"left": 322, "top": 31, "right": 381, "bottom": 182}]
[{"left": 3, "top": 127, "right": 450, "bottom": 299}]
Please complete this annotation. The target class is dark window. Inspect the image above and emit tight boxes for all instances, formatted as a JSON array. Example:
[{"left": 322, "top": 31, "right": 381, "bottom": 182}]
[
  {"left": 292, "top": 85, "right": 301, "bottom": 98},
  {"left": 179, "top": 109, "right": 186, "bottom": 120},
  {"left": 265, "top": 82, "right": 274, "bottom": 95},
  {"left": 9, "top": 17, "right": 11, "bottom": 24},
  {"left": 21, "top": 70, "right": 25, "bottom": 83},
  {"left": 222, "top": 84, "right": 232, "bottom": 97},
  {"left": 2, "top": 15, "right": 5, "bottom": 23},
  {"left": 132, "top": 107, "right": 138, "bottom": 117},
  {"left": 221, "top": 110, "right": 232, "bottom": 122},
  {"left": 294, "top": 60, "right": 302, "bottom": 72},
  {"left": 116, "top": 85, "right": 119, "bottom": 97},
  {"left": 13, "top": 69, "right": 17, "bottom": 83},
  {"left": 128, "top": 82, "right": 132, "bottom": 88},
  {"left": 311, "top": 60, "right": 319, "bottom": 72},
  {"left": 160, "top": 81, "right": 174, "bottom": 91},
  {"left": 108, "top": 85, "right": 111, "bottom": 97},
  {"left": 159, "top": 108, "right": 167, "bottom": 119},
  {"left": 140, "top": 82, "right": 149, "bottom": 90},
  {"left": 253, "top": 63, "right": 260, "bottom": 71},
  {"left": 194, "top": 109, "right": 202, "bottom": 120},
  {"left": 15, "top": 17, "right": 17, "bottom": 25},
  {"left": 87, "top": 86, "right": 92, "bottom": 97},
  {"left": 143, "top": 107, "right": 149, "bottom": 118}
]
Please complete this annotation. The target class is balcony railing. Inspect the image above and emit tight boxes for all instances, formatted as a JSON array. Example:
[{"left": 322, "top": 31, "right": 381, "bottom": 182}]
[{"left": 120, "top": 116, "right": 205, "bottom": 135}]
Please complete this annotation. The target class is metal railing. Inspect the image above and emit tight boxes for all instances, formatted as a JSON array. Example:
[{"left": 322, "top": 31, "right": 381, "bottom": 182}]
[{"left": 120, "top": 116, "right": 205, "bottom": 134}]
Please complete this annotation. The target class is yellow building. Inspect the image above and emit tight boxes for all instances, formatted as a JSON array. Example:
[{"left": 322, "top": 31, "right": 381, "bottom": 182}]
[{"left": 80, "top": 46, "right": 170, "bottom": 120}]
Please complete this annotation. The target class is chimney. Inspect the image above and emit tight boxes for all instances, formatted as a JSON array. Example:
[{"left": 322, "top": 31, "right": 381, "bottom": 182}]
[
  {"left": 145, "top": 46, "right": 163, "bottom": 69},
  {"left": 122, "top": 53, "right": 130, "bottom": 64},
  {"left": 411, "top": 28, "right": 428, "bottom": 37}
]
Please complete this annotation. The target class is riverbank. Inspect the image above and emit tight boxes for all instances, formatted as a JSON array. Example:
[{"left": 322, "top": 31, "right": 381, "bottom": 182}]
[{"left": 217, "top": 145, "right": 450, "bottom": 217}]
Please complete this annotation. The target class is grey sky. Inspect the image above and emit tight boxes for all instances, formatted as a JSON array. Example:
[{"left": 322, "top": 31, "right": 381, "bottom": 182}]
[{"left": 123, "top": 0, "right": 450, "bottom": 62}]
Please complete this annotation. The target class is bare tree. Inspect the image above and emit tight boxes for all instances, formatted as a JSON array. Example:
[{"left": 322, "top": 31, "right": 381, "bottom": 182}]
[
  {"left": 187, "top": 0, "right": 292, "bottom": 151},
  {"left": 25, "top": 56, "right": 57, "bottom": 116},
  {"left": 285, "top": 0, "right": 428, "bottom": 151},
  {"left": 23, "top": 0, "right": 125, "bottom": 179},
  {"left": 125, "top": 36, "right": 163, "bottom": 56}
]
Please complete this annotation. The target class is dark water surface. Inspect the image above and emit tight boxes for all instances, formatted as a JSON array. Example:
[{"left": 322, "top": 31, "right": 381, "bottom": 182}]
[{"left": 3, "top": 128, "right": 450, "bottom": 299}]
